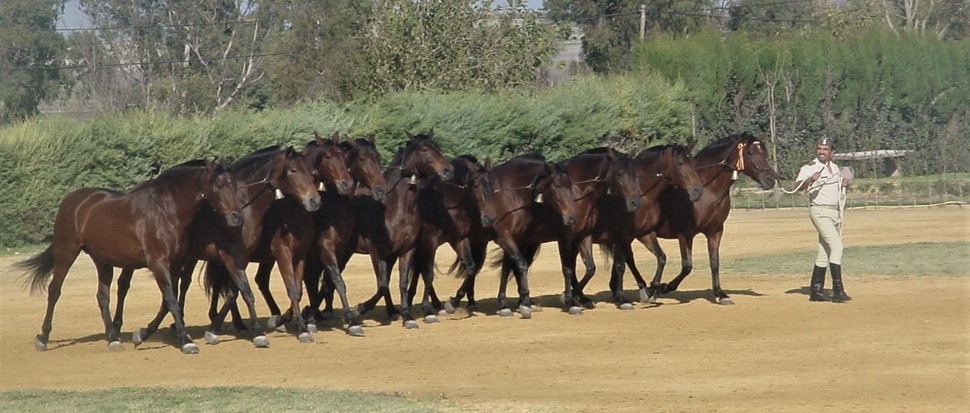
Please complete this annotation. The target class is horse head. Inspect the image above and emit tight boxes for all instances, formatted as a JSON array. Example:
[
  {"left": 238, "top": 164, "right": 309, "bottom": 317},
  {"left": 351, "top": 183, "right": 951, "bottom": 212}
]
[
  {"left": 664, "top": 144, "right": 704, "bottom": 202},
  {"left": 268, "top": 146, "right": 321, "bottom": 212},
  {"left": 400, "top": 130, "right": 454, "bottom": 181},
  {"left": 304, "top": 132, "right": 354, "bottom": 195},
  {"left": 202, "top": 158, "right": 244, "bottom": 227},
  {"left": 532, "top": 162, "right": 577, "bottom": 227},
  {"left": 341, "top": 137, "right": 387, "bottom": 201},
  {"left": 452, "top": 155, "right": 496, "bottom": 228},
  {"left": 732, "top": 132, "right": 778, "bottom": 190}
]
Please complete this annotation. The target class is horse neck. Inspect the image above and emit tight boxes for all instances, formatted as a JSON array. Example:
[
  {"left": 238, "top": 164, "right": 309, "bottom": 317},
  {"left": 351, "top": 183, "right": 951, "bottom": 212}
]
[
  {"left": 634, "top": 155, "right": 670, "bottom": 202},
  {"left": 154, "top": 169, "right": 211, "bottom": 228},
  {"left": 694, "top": 148, "right": 735, "bottom": 199}
]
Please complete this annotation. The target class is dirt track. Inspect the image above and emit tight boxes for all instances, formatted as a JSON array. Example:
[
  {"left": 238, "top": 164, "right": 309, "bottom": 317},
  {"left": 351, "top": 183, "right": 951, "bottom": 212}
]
[{"left": 1, "top": 207, "right": 968, "bottom": 412}]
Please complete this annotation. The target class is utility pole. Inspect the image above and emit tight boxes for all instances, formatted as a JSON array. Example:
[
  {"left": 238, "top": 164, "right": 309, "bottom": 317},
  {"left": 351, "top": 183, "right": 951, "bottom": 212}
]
[{"left": 639, "top": 4, "right": 646, "bottom": 39}]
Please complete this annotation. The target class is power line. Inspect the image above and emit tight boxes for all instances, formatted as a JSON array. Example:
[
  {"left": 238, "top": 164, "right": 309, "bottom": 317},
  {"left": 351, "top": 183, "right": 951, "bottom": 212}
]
[
  {"left": 56, "top": 19, "right": 257, "bottom": 33},
  {"left": 0, "top": 51, "right": 292, "bottom": 73}
]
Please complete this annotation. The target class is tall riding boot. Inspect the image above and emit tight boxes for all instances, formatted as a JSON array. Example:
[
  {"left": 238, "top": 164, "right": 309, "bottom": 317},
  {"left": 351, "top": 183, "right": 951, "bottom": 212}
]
[
  {"left": 830, "top": 264, "right": 852, "bottom": 303},
  {"left": 809, "top": 265, "right": 831, "bottom": 302}
]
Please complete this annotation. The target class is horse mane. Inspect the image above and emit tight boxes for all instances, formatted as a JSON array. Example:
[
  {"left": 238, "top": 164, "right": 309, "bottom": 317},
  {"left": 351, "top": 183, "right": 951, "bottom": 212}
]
[
  {"left": 231, "top": 145, "right": 282, "bottom": 174},
  {"left": 128, "top": 159, "right": 214, "bottom": 193},
  {"left": 696, "top": 132, "right": 758, "bottom": 158},
  {"left": 453, "top": 154, "right": 479, "bottom": 164},
  {"left": 510, "top": 153, "right": 546, "bottom": 162},
  {"left": 579, "top": 147, "right": 612, "bottom": 155}
]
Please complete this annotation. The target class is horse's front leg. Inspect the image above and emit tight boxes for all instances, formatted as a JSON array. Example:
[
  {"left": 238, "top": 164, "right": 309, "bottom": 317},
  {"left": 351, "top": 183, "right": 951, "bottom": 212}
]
[
  {"left": 706, "top": 231, "right": 732, "bottom": 305},
  {"left": 398, "top": 249, "right": 419, "bottom": 329},
  {"left": 639, "top": 232, "right": 667, "bottom": 303},
  {"left": 557, "top": 237, "right": 583, "bottom": 315},
  {"left": 136, "top": 259, "right": 198, "bottom": 354},
  {"left": 661, "top": 235, "right": 695, "bottom": 296}
]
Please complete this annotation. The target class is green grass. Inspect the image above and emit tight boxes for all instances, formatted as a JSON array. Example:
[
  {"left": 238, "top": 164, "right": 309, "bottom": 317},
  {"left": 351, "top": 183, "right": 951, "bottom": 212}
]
[
  {"left": 0, "top": 387, "right": 458, "bottom": 413},
  {"left": 724, "top": 241, "right": 970, "bottom": 276}
]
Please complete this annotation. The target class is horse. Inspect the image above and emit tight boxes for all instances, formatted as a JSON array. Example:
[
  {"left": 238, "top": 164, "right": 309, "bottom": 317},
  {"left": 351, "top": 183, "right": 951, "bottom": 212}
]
[
  {"left": 347, "top": 130, "right": 454, "bottom": 327},
  {"left": 400, "top": 155, "right": 497, "bottom": 325},
  {"left": 17, "top": 159, "right": 242, "bottom": 354},
  {"left": 445, "top": 154, "right": 579, "bottom": 318},
  {"left": 246, "top": 133, "right": 388, "bottom": 337},
  {"left": 573, "top": 144, "right": 704, "bottom": 306},
  {"left": 637, "top": 132, "right": 779, "bottom": 305},
  {"left": 112, "top": 146, "right": 323, "bottom": 348},
  {"left": 199, "top": 139, "right": 361, "bottom": 344},
  {"left": 300, "top": 134, "right": 389, "bottom": 335},
  {"left": 493, "top": 147, "right": 643, "bottom": 314}
]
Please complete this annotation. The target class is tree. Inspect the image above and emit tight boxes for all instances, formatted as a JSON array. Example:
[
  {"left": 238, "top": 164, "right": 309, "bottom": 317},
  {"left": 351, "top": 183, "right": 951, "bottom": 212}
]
[
  {"left": 355, "top": 0, "right": 559, "bottom": 95},
  {"left": 0, "top": 0, "right": 66, "bottom": 122},
  {"left": 76, "top": 0, "right": 271, "bottom": 114},
  {"left": 545, "top": 0, "right": 711, "bottom": 73}
]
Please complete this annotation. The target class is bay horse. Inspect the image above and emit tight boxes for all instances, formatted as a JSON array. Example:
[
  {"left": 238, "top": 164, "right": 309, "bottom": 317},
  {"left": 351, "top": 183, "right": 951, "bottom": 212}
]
[
  {"left": 17, "top": 159, "right": 242, "bottom": 354},
  {"left": 400, "top": 155, "right": 497, "bottom": 326},
  {"left": 573, "top": 144, "right": 704, "bottom": 306},
  {"left": 445, "top": 154, "right": 579, "bottom": 318},
  {"left": 112, "top": 146, "right": 323, "bottom": 348},
  {"left": 638, "top": 132, "right": 778, "bottom": 304},
  {"left": 494, "top": 147, "right": 643, "bottom": 314},
  {"left": 199, "top": 140, "right": 355, "bottom": 344},
  {"left": 347, "top": 130, "right": 454, "bottom": 327},
  {"left": 247, "top": 133, "right": 388, "bottom": 337}
]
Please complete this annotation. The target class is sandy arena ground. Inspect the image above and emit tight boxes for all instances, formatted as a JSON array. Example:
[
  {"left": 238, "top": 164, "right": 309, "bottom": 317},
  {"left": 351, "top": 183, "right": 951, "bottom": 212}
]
[{"left": 1, "top": 207, "right": 968, "bottom": 412}]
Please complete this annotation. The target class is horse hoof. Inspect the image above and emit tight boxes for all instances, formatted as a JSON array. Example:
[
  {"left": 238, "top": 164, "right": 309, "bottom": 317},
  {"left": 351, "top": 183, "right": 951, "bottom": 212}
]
[
  {"left": 719, "top": 297, "right": 735, "bottom": 306},
  {"left": 437, "top": 309, "right": 448, "bottom": 317},
  {"left": 519, "top": 305, "right": 532, "bottom": 319},
  {"left": 298, "top": 332, "right": 314, "bottom": 343},
  {"left": 639, "top": 289, "right": 650, "bottom": 302},
  {"left": 347, "top": 325, "right": 365, "bottom": 337},
  {"left": 444, "top": 300, "right": 457, "bottom": 314},
  {"left": 181, "top": 343, "right": 200, "bottom": 354},
  {"left": 274, "top": 324, "right": 287, "bottom": 333},
  {"left": 498, "top": 308, "right": 513, "bottom": 317},
  {"left": 204, "top": 331, "right": 220, "bottom": 345},
  {"left": 252, "top": 335, "right": 270, "bottom": 348},
  {"left": 424, "top": 315, "right": 439, "bottom": 324},
  {"left": 404, "top": 320, "right": 419, "bottom": 329},
  {"left": 34, "top": 336, "right": 47, "bottom": 352},
  {"left": 568, "top": 306, "right": 583, "bottom": 315},
  {"left": 132, "top": 328, "right": 145, "bottom": 346},
  {"left": 647, "top": 295, "right": 658, "bottom": 304},
  {"left": 619, "top": 303, "right": 635, "bottom": 311},
  {"left": 267, "top": 315, "right": 279, "bottom": 328},
  {"left": 307, "top": 324, "right": 318, "bottom": 334},
  {"left": 107, "top": 340, "right": 123, "bottom": 351},
  {"left": 559, "top": 293, "right": 567, "bottom": 306}
]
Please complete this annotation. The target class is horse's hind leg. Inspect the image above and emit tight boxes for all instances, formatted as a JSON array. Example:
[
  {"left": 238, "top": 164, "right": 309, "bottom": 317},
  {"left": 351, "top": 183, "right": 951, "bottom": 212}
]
[
  {"left": 639, "top": 233, "right": 667, "bottom": 303},
  {"left": 34, "top": 243, "right": 81, "bottom": 351},
  {"left": 255, "top": 261, "right": 283, "bottom": 327},
  {"left": 94, "top": 262, "right": 122, "bottom": 349}
]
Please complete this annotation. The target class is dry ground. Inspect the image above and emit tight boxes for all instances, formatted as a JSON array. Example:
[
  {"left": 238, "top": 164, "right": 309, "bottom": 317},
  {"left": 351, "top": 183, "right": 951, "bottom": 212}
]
[{"left": 1, "top": 207, "right": 968, "bottom": 412}]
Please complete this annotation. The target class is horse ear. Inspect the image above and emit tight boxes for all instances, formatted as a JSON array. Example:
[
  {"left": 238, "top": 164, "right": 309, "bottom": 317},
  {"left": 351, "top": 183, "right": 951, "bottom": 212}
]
[
  {"left": 330, "top": 131, "right": 340, "bottom": 143},
  {"left": 484, "top": 157, "right": 492, "bottom": 171},
  {"left": 405, "top": 130, "right": 414, "bottom": 139},
  {"left": 427, "top": 128, "right": 434, "bottom": 138},
  {"left": 314, "top": 131, "right": 325, "bottom": 145}
]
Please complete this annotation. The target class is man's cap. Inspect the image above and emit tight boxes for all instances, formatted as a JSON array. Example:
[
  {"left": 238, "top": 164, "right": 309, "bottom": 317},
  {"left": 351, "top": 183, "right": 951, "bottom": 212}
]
[{"left": 816, "top": 136, "right": 835, "bottom": 147}]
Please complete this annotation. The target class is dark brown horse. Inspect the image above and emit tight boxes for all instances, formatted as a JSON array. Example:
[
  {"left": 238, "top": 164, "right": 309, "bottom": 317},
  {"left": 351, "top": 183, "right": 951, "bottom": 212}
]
[
  {"left": 495, "top": 147, "right": 643, "bottom": 313},
  {"left": 574, "top": 144, "right": 704, "bottom": 306},
  {"left": 638, "top": 132, "right": 778, "bottom": 304},
  {"left": 301, "top": 134, "right": 388, "bottom": 336},
  {"left": 446, "top": 154, "right": 579, "bottom": 318},
  {"left": 200, "top": 141, "right": 353, "bottom": 344},
  {"left": 348, "top": 130, "right": 454, "bottom": 327},
  {"left": 400, "top": 155, "right": 497, "bottom": 325},
  {"left": 113, "top": 146, "right": 323, "bottom": 348},
  {"left": 17, "top": 159, "right": 242, "bottom": 354}
]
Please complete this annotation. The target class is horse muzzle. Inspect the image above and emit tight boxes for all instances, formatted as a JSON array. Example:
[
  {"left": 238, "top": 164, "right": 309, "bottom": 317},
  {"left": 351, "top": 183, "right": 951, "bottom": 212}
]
[
  {"left": 337, "top": 180, "right": 353, "bottom": 195},
  {"left": 481, "top": 213, "right": 495, "bottom": 228},
  {"left": 225, "top": 211, "right": 244, "bottom": 227},
  {"left": 303, "top": 195, "right": 322, "bottom": 212}
]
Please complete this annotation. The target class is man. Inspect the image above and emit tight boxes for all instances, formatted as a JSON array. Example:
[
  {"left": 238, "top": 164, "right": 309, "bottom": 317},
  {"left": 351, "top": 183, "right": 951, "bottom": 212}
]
[{"left": 794, "top": 137, "right": 852, "bottom": 303}]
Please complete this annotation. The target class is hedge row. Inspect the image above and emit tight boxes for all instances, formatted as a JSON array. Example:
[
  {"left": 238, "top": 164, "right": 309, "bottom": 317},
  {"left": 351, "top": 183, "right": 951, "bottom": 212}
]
[{"left": 0, "top": 74, "right": 690, "bottom": 247}]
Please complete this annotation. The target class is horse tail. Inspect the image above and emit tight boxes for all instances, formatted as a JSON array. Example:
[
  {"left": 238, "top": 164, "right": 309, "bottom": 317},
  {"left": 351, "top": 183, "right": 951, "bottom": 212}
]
[
  {"left": 447, "top": 257, "right": 466, "bottom": 278},
  {"left": 600, "top": 241, "right": 616, "bottom": 261},
  {"left": 17, "top": 244, "right": 56, "bottom": 294},
  {"left": 202, "top": 260, "right": 233, "bottom": 299}
]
